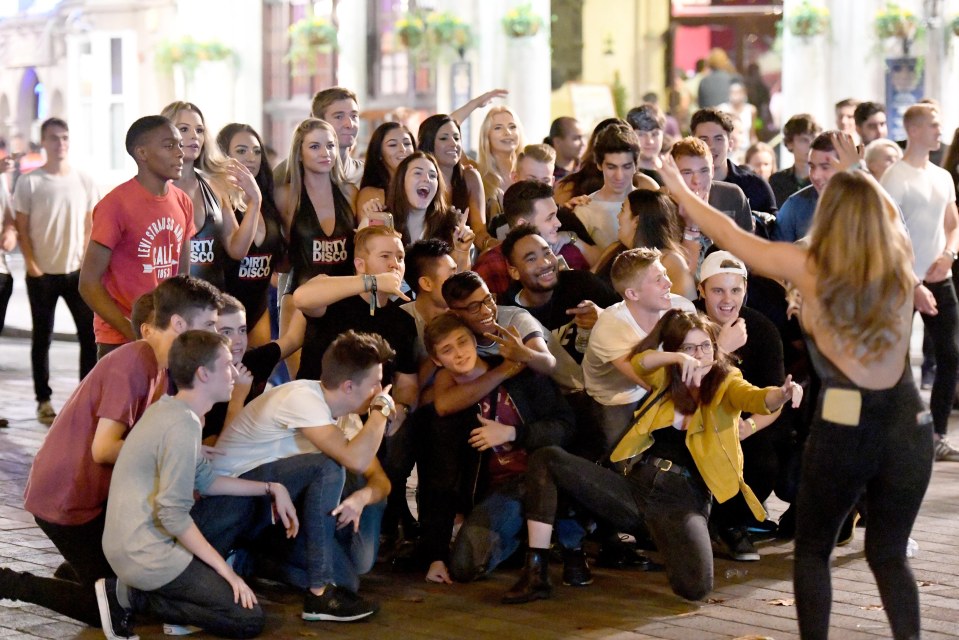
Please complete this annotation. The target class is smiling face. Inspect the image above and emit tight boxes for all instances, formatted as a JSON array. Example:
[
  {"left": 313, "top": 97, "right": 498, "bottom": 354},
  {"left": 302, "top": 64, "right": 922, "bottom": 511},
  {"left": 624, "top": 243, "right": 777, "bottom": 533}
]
[
  {"left": 301, "top": 128, "right": 337, "bottom": 175},
  {"left": 321, "top": 98, "right": 360, "bottom": 150},
  {"left": 628, "top": 260, "right": 672, "bottom": 311},
  {"left": 449, "top": 283, "right": 498, "bottom": 337},
  {"left": 216, "top": 310, "right": 248, "bottom": 365},
  {"left": 430, "top": 326, "right": 479, "bottom": 375},
  {"left": 699, "top": 273, "right": 746, "bottom": 326},
  {"left": 527, "top": 197, "right": 561, "bottom": 245},
  {"left": 228, "top": 131, "right": 262, "bottom": 176},
  {"left": 507, "top": 233, "right": 559, "bottom": 293},
  {"left": 809, "top": 148, "right": 839, "bottom": 194},
  {"left": 433, "top": 121, "right": 462, "bottom": 168},
  {"left": 598, "top": 151, "right": 636, "bottom": 197},
  {"left": 675, "top": 153, "right": 713, "bottom": 201},
  {"left": 404, "top": 156, "right": 439, "bottom": 210},
  {"left": 140, "top": 123, "right": 185, "bottom": 182},
  {"left": 678, "top": 328, "right": 715, "bottom": 369},
  {"left": 694, "top": 121, "right": 729, "bottom": 171},
  {"left": 489, "top": 112, "right": 520, "bottom": 154},
  {"left": 382, "top": 128, "right": 415, "bottom": 173},
  {"left": 173, "top": 109, "right": 205, "bottom": 163}
]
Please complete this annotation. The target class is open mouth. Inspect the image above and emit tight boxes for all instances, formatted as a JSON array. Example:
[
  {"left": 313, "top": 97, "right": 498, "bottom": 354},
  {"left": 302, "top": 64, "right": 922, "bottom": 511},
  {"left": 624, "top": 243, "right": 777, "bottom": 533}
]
[{"left": 416, "top": 186, "right": 432, "bottom": 199}]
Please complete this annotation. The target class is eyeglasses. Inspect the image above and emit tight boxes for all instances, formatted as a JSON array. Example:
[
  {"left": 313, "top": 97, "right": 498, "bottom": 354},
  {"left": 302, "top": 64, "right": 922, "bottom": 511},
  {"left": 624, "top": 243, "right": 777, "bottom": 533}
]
[
  {"left": 679, "top": 341, "right": 713, "bottom": 356},
  {"left": 451, "top": 294, "right": 495, "bottom": 315}
]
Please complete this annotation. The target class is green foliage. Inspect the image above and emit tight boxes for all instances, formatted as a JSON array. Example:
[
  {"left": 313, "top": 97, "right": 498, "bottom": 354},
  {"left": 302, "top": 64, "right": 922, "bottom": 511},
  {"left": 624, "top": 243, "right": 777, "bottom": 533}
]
[
  {"left": 286, "top": 16, "right": 338, "bottom": 73},
  {"left": 156, "top": 37, "right": 235, "bottom": 75},
  {"left": 785, "top": 1, "right": 830, "bottom": 38},
  {"left": 502, "top": 4, "right": 545, "bottom": 38}
]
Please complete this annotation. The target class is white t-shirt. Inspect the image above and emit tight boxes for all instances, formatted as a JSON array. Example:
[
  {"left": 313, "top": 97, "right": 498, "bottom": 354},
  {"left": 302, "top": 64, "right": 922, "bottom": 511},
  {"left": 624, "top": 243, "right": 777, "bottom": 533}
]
[
  {"left": 881, "top": 159, "right": 956, "bottom": 279},
  {"left": 583, "top": 295, "right": 695, "bottom": 406},
  {"left": 213, "top": 380, "right": 361, "bottom": 477},
  {"left": 574, "top": 191, "right": 626, "bottom": 249},
  {"left": 12, "top": 168, "right": 98, "bottom": 274}
]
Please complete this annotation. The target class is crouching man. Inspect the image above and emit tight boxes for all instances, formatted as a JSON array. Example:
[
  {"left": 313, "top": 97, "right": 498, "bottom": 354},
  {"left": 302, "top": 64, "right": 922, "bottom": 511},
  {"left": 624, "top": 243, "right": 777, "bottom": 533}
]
[{"left": 98, "top": 330, "right": 298, "bottom": 640}]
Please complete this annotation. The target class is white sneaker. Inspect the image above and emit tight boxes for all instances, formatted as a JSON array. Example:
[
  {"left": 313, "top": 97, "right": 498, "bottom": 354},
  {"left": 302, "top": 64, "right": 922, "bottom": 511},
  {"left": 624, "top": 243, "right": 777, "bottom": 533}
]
[
  {"left": 36, "top": 400, "right": 56, "bottom": 426},
  {"left": 163, "top": 624, "right": 201, "bottom": 636},
  {"left": 935, "top": 437, "right": 959, "bottom": 462}
]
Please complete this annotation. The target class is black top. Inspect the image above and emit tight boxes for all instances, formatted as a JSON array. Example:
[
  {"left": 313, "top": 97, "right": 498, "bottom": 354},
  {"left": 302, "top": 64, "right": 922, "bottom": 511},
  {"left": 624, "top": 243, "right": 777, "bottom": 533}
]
[
  {"left": 768, "top": 166, "right": 809, "bottom": 209},
  {"left": 296, "top": 295, "right": 418, "bottom": 383},
  {"left": 288, "top": 184, "right": 355, "bottom": 291},
  {"left": 639, "top": 167, "right": 665, "bottom": 186},
  {"left": 203, "top": 342, "right": 282, "bottom": 440},
  {"left": 646, "top": 422, "right": 697, "bottom": 472},
  {"left": 723, "top": 160, "right": 777, "bottom": 215},
  {"left": 189, "top": 174, "right": 228, "bottom": 290},
  {"left": 223, "top": 210, "right": 286, "bottom": 327}
]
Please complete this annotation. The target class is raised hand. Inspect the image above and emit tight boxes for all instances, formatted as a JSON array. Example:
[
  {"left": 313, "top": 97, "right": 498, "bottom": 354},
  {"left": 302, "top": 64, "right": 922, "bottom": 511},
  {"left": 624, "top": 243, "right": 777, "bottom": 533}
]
[
  {"left": 484, "top": 323, "right": 532, "bottom": 364},
  {"left": 717, "top": 317, "right": 747, "bottom": 353},
  {"left": 226, "top": 158, "right": 262, "bottom": 205},
  {"left": 469, "top": 415, "right": 516, "bottom": 451},
  {"left": 374, "top": 271, "right": 411, "bottom": 301}
]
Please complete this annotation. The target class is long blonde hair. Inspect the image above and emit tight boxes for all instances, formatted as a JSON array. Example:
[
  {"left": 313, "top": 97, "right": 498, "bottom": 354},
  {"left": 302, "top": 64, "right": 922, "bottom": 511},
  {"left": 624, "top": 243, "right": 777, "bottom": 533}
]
[
  {"left": 283, "top": 118, "right": 350, "bottom": 221},
  {"left": 807, "top": 171, "right": 913, "bottom": 362},
  {"left": 477, "top": 105, "right": 525, "bottom": 202},
  {"left": 160, "top": 101, "right": 243, "bottom": 211}
]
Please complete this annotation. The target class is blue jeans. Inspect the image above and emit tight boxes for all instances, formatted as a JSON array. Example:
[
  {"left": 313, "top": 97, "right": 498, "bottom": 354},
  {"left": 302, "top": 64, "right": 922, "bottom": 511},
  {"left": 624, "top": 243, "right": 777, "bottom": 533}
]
[
  {"left": 524, "top": 445, "right": 714, "bottom": 601},
  {"left": 192, "top": 452, "right": 346, "bottom": 589},
  {"left": 126, "top": 558, "right": 263, "bottom": 638},
  {"left": 449, "top": 475, "right": 584, "bottom": 583},
  {"left": 260, "top": 473, "right": 385, "bottom": 593},
  {"left": 793, "top": 369, "right": 933, "bottom": 640}
]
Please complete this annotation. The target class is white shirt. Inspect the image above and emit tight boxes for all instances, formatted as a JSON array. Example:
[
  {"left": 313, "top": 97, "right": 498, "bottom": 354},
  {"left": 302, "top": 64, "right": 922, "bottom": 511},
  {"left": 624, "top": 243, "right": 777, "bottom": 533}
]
[{"left": 574, "top": 191, "right": 626, "bottom": 249}]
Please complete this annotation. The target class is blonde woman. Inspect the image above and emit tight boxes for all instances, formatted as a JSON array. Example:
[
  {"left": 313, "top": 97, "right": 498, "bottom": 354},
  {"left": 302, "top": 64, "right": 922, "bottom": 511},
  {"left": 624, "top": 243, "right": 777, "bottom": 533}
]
[
  {"left": 161, "top": 101, "right": 261, "bottom": 290},
  {"left": 477, "top": 106, "right": 525, "bottom": 240},
  {"left": 658, "top": 135, "right": 932, "bottom": 640}
]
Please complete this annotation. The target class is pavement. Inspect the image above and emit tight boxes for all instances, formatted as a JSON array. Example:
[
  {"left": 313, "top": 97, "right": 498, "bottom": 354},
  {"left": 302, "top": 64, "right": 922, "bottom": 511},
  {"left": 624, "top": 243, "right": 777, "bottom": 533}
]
[{"left": 1, "top": 295, "right": 959, "bottom": 639}]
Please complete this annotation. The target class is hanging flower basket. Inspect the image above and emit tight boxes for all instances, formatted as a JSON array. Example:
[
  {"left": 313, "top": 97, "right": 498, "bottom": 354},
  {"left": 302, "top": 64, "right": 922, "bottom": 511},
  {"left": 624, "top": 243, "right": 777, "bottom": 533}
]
[
  {"left": 951, "top": 15, "right": 959, "bottom": 38},
  {"left": 502, "top": 4, "right": 545, "bottom": 39},
  {"left": 426, "top": 11, "right": 474, "bottom": 51},
  {"left": 786, "top": 1, "right": 830, "bottom": 38},
  {"left": 156, "top": 37, "right": 235, "bottom": 77},
  {"left": 875, "top": 2, "right": 921, "bottom": 55},
  {"left": 287, "top": 16, "right": 338, "bottom": 67},
  {"left": 395, "top": 15, "right": 426, "bottom": 49}
]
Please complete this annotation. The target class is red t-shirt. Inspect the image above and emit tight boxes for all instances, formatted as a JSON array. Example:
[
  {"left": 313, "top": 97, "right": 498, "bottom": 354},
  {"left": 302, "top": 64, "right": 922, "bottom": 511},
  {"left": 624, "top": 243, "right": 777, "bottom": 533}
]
[
  {"left": 89, "top": 178, "right": 194, "bottom": 344},
  {"left": 24, "top": 341, "right": 166, "bottom": 526}
]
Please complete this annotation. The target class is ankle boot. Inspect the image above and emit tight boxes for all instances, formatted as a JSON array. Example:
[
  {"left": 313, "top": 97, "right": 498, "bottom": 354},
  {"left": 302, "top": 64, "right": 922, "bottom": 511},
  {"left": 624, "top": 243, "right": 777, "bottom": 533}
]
[{"left": 502, "top": 549, "right": 552, "bottom": 604}]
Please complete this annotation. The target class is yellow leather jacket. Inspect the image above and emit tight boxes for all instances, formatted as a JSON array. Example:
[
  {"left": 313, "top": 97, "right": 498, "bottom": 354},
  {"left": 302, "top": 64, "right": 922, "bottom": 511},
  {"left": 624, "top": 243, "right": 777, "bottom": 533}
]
[{"left": 610, "top": 351, "right": 776, "bottom": 521}]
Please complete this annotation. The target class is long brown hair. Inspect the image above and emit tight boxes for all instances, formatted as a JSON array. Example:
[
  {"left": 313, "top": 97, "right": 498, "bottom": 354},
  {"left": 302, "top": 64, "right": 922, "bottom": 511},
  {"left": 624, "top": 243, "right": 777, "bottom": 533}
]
[
  {"left": 283, "top": 118, "right": 351, "bottom": 222},
  {"left": 807, "top": 171, "right": 913, "bottom": 362},
  {"left": 632, "top": 309, "right": 733, "bottom": 414},
  {"left": 386, "top": 151, "right": 457, "bottom": 246}
]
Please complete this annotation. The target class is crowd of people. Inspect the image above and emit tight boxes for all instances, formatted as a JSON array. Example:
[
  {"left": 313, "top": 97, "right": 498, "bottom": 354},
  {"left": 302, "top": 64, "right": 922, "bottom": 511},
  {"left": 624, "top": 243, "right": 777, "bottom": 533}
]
[{"left": 0, "top": 76, "right": 956, "bottom": 640}]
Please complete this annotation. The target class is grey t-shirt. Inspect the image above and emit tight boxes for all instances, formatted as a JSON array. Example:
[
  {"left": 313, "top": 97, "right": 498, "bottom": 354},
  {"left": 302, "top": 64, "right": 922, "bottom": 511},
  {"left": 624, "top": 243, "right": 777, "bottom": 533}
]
[{"left": 103, "top": 396, "right": 216, "bottom": 591}]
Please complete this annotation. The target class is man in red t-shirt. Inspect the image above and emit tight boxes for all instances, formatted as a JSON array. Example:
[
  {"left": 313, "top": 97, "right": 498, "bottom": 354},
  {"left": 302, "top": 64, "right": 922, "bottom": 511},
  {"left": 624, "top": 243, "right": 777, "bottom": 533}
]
[{"left": 80, "top": 115, "right": 195, "bottom": 359}]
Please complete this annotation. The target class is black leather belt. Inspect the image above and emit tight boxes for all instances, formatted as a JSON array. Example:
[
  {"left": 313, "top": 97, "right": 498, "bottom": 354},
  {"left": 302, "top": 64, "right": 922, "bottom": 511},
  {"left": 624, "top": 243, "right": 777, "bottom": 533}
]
[{"left": 643, "top": 455, "right": 691, "bottom": 477}]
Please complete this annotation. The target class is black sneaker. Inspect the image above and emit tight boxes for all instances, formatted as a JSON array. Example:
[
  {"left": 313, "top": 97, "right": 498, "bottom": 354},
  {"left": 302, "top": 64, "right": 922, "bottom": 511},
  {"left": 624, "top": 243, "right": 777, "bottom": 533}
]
[
  {"left": 561, "top": 548, "right": 593, "bottom": 587},
  {"left": 53, "top": 561, "right": 80, "bottom": 583},
  {"left": 95, "top": 578, "right": 139, "bottom": 640},
  {"left": 719, "top": 527, "right": 760, "bottom": 562},
  {"left": 302, "top": 585, "right": 378, "bottom": 622}
]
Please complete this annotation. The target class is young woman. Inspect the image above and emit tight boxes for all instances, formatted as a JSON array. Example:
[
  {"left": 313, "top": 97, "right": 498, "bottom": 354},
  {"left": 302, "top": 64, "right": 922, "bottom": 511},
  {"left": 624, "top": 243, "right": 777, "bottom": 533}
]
[
  {"left": 356, "top": 122, "right": 415, "bottom": 219},
  {"left": 385, "top": 152, "right": 473, "bottom": 271},
  {"left": 275, "top": 118, "right": 357, "bottom": 376},
  {"left": 418, "top": 114, "right": 490, "bottom": 252},
  {"left": 477, "top": 106, "right": 525, "bottom": 214},
  {"left": 503, "top": 309, "right": 800, "bottom": 604},
  {"left": 593, "top": 189, "right": 695, "bottom": 299},
  {"left": 745, "top": 142, "right": 777, "bottom": 181},
  {"left": 216, "top": 123, "right": 286, "bottom": 348},
  {"left": 657, "top": 136, "right": 931, "bottom": 640},
  {"left": 161, "top": 102, "right": 261, "bottom": 291}
]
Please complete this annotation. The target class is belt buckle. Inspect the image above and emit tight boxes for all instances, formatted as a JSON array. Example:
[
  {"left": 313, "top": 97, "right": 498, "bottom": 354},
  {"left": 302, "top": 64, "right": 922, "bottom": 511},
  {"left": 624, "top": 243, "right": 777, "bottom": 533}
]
[{"left": 656, "top": 458, "right": 673, "bottom": 472}]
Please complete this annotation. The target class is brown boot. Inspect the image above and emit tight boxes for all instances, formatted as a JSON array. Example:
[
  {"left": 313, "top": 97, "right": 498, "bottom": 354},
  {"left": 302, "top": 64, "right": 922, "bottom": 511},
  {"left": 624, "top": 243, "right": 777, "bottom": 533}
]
[{"left": 502, "top": 549, "right": 552, "bottom": 604}]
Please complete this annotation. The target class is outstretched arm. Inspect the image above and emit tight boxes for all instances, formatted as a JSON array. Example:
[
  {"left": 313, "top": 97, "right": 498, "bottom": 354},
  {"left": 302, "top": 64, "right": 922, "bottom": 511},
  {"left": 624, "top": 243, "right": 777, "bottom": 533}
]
[{"left": 450, "top": 88, "right": 509, "bottom": 125}]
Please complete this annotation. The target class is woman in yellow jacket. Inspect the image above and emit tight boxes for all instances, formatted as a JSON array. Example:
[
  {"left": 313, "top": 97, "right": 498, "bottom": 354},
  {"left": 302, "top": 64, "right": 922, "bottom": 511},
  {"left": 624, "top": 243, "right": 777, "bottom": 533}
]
[{"left": 502, "top": 309, "right": 801, "bottom": 604}]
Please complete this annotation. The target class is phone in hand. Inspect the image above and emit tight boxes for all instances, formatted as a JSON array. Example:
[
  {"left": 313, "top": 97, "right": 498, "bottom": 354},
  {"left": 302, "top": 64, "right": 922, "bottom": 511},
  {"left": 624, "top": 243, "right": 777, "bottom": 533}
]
[{"left": 368, "top": 212, "right": 394, "bottom": 229}]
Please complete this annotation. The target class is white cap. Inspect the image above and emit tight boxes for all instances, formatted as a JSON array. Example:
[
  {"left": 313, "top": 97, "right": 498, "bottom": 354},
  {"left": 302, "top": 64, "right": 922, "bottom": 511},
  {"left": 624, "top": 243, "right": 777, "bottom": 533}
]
[{"left": 700, "top": 250, "right": 748, "bottom": 283}]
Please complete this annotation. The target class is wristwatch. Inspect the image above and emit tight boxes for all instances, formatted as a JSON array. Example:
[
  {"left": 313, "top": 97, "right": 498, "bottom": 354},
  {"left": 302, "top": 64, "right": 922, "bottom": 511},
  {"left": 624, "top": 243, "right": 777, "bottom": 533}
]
[
  {"left": 371, "top": 401, "right": 391, "bottom": 418},
  {"left": 944, "top": 249, "right": 958, "bottom": 262}
]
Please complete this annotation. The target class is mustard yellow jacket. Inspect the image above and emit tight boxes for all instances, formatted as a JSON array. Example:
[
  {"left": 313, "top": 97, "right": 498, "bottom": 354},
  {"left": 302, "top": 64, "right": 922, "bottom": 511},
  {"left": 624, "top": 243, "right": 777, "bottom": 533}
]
[{"left": 610, "top": 351, "right": 776, "bottom": 521}]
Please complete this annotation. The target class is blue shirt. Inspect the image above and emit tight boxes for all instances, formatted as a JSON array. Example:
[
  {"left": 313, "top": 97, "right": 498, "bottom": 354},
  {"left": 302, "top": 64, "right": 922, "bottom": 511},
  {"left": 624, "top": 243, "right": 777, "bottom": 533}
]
[{"left": 773, "top": 185, "right": 819, "bottom": 242}]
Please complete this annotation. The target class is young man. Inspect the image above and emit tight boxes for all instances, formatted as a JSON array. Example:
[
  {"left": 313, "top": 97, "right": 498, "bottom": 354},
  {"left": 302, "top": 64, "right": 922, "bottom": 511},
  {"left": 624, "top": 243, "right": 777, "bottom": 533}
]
[
  {"left": 203, "top": 293, "right": 303, "bottom": 441},
  {"left": 881, "top": 104, "right": 959, "bottom": 462},
  {"left": 79, "top": 115, "right": 195, "bottom": 359},
  {"left": 573, "top": 124, "right": 650, "bottom": 249},
  {"left": 487, "top": 145, "right": 558, "bottom": 241},
  {"left": 583, "top": 248, "right": 695, "bottom": 449},
  {"left": 854, "top": 101, "right": 888, "bottom": 146},
  {"left": 98, "top": 330, "right": 298, "bottom": 640},
  {"left": 773, "top": 131, "right": 856, "bottom": 242},
  {"left": 418, "top": 313, "right": 576, "bottom": 586},
  {"left": 693, "top": 251, "right": 787, "bottom": 562},
  {"left": 691, "top": 108, "right": 777, "bottom": 215},
  {"left": 834, "top": 98, "right": 860, "bottom": 140},
  {"left": 13, "top": 117, "right": 99, "bottom": 424},
  {"left": 5, "top": 276, "right": 221, "bottom": 627},
  {"left": 198, "top": 330, "right": 396, "bottom": 622},
  {"left": 768, "top": 114, "right": 821, "bottom": 207},
  {"left": 547, "top": 117, "right": 585, "bottom": 181},
  {"left": 626, "top": 103, "right": 667, "bottom": 185},
  {"left": 401, "top": 238, "right": 458, "bottom": 361},
  {"left": 476, "top": 180, "right": 592, "bottom": 296}
]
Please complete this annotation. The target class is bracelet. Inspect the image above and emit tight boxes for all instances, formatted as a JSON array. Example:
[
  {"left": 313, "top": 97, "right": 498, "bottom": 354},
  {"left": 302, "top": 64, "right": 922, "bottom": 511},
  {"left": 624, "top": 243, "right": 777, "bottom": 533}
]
[
  {"left": 369, "top": 275, "right": 378, "bottom": 316},
  {"left": 264, "top": 482, "right": 274, "bottom": 499},
  {"left": 944, "top": 249, "right": 958, "bottom": 262},
  {"left": 746, "top": 418, "right": 757, "bottom": 433},
  {"left": 361, "top": 273, "right": 374, "bottom": 293},
  {"left": 453, "top": 247, "right": 470, "bottom": 253},
  {"left": 371, "top": 393, "right": 395, "bottom": 414}
]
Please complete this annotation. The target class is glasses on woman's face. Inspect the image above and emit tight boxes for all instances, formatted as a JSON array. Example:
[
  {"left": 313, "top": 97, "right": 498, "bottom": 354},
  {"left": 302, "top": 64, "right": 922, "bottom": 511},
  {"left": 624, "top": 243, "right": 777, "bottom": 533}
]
[
  {"left": 451, "top": 294, "right": 496, "bottom": 316},
  {"left": 679, "top": 341, "right": 714, "bottom": 356}
]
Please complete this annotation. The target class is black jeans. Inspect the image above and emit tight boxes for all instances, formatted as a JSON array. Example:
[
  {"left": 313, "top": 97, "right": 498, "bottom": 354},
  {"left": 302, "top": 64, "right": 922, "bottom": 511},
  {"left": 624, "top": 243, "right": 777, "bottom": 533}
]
[
  {"left": 0, "top": 272, "right": 12, "bottom": 333},
  {"left": 127, "top": 558, "right": 264, "bottom": 639},
  {"left": 793, "top": 370, "right": 933, "bottom": 640},
  {"left": 25, "top": 271, "right": 96, "bottom": 401},
  {"left": 919, "top": 278, "right": 959, "bottom": 437},
  {"left": 524, "top": 445, "right": 714, "bottom": 601}
]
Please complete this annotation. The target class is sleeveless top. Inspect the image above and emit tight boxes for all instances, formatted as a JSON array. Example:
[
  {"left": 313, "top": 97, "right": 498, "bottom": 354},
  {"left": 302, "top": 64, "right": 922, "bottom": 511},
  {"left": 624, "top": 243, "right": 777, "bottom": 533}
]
[
  {"left": 189, "top": 173, "right": 227, "bottom": 290},
  {"left": 288, "top": 183, "right": 355, "bottom": 291},
  {"left": 223, "top": 207, "right": 285, "bottom": 327}
]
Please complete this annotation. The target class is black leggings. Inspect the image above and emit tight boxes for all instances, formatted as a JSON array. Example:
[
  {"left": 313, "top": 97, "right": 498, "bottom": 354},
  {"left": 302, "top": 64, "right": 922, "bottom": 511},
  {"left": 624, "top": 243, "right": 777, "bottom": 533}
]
[{"left": 793, "top": 371, "right": 933, "bottom": 640}]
